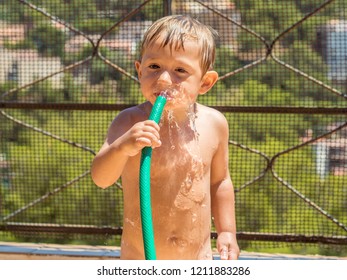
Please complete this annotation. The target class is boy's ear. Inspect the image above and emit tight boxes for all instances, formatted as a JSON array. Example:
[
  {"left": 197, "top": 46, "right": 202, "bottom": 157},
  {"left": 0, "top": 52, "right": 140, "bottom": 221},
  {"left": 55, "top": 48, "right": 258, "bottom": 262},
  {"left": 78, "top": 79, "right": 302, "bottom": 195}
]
[
  {"left": 135, "top": 60, "right": 141, "bottom": 79},
  {"left": 199, "top": 70, "right": 219, "bottom": 95}
]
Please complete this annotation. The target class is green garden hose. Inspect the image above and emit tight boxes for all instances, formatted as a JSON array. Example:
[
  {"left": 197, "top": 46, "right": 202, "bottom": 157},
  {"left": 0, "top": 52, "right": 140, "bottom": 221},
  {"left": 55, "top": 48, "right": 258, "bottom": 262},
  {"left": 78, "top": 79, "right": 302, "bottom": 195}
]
[{"left": 139, "top": 94, "right": 167, "bottom": 260}]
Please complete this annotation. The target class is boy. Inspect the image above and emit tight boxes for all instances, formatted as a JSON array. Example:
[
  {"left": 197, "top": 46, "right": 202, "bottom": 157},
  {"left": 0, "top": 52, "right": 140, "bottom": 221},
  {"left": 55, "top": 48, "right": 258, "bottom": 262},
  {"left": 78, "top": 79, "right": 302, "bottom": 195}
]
[{"left": 91, "top": 15, "right": 239, "bottom": 260}]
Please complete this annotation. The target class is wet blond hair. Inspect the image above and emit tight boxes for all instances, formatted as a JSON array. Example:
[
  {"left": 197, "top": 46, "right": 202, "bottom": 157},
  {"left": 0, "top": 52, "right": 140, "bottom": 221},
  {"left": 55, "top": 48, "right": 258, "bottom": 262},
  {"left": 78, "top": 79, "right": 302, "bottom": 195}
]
[{"left": 139, "top": 15, "right": 218, "bottom": 75}]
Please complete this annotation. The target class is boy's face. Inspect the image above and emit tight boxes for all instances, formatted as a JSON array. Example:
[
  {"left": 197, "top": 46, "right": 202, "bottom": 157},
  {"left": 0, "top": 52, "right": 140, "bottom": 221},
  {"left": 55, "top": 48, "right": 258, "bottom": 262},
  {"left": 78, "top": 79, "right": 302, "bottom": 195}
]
[{"left": 135, "top": 37, "right": 217, "bottom": 111}]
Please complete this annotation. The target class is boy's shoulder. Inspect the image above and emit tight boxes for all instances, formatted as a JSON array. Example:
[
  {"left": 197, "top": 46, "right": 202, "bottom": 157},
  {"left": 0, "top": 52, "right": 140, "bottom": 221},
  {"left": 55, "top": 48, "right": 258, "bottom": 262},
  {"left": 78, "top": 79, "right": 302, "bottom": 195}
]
[
  {"left": 197, "top": 104, "right": 229, "bottom": 131},
  {"left": 115, "top": 102, "right": 149, "bottom": 121},
  {"left": 108, "top": 102, "right": 149, "bottom": 133},
  {"left": 197, "top": 103, "right": 228, "bottom": 123}
]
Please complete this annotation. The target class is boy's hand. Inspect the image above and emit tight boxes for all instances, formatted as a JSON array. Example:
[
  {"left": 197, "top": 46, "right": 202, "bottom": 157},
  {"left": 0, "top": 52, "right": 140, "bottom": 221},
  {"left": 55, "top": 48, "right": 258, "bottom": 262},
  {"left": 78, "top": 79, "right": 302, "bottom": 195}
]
[
  {"left": 121, "top": 120, "right": 161, "bottom": 156},
  {"left": 217, "top": 232, "right": 240, "bottom": 260}
]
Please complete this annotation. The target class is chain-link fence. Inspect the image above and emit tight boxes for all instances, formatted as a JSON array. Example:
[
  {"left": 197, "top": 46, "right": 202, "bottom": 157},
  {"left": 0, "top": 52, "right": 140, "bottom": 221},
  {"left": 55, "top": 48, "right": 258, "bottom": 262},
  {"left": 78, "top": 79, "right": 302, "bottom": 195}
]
[{"left": 0, "top": 0, "right": 346, "bottom": 256}]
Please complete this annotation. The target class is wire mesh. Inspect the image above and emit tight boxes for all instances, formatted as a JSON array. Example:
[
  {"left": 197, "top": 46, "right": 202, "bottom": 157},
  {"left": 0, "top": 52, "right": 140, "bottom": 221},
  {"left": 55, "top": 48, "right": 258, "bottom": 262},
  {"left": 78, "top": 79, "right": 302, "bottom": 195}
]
[{"left": 0, "top": 0, "right": 346, "bottom": 256}]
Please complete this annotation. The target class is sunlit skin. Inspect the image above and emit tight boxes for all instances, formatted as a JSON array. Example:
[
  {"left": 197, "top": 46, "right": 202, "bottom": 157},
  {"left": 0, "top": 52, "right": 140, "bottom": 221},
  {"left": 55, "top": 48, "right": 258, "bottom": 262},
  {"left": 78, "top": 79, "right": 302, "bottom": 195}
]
[{"left": 91, "top": 36, "right": 239, "bottom": 260}]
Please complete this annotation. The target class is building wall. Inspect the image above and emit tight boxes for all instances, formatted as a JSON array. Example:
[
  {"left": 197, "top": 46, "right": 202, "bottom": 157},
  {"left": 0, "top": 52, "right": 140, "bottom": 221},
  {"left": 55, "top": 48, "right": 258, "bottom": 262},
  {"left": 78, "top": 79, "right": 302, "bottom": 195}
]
[
  {"left": 0, "top": 48, "right": 63, "bottom": 89},
  {"left": 323, "top": 20, "right": 347, "bottom": 81}
]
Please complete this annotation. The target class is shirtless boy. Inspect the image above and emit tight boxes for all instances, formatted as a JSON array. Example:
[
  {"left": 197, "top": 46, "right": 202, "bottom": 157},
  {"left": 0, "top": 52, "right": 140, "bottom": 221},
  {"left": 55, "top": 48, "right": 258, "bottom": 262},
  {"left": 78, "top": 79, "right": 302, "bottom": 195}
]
[{"left": 91, "top": 15, "right": 239, "bottom": 260}]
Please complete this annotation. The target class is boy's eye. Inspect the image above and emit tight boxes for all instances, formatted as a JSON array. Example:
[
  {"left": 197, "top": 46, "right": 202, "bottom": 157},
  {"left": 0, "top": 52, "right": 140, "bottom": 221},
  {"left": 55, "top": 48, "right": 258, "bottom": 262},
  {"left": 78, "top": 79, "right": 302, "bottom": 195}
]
[
  {"left": 149, "top": 64, "right": 160, "bottom": 69},
  {"left": 176, "top": 68, "right": 187, "bottom": 73}
]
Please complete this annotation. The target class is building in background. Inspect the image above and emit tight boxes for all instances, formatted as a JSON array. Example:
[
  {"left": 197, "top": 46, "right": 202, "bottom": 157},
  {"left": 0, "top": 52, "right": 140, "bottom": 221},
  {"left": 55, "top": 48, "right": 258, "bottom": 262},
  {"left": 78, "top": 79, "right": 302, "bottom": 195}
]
[
  {"left": 0, "top": 48, "right": 63, "bottom": 89},
  {"left": 317, "top": 20, "right": 347, "bottom": 83},
  {"left": 302, "top": 125, "right": 347, "bottom": 179},
  {"left": 0, "top": 21, "right": 25, "bottom": 45}
]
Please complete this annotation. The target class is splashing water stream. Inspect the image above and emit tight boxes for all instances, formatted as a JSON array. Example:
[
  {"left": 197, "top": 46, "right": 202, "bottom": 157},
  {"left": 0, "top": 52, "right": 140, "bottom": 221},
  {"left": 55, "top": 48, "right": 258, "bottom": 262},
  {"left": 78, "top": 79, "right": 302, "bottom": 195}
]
[{"left": 155, "top": 86, "right": 207, "bottom": 253}]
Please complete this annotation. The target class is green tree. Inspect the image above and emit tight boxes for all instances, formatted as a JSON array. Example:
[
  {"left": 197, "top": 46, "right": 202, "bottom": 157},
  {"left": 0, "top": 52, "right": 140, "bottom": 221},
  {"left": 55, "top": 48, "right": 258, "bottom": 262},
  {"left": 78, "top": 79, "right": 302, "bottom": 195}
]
[{"left": 28, "top": 23, "right": 67, "bottom": 57}]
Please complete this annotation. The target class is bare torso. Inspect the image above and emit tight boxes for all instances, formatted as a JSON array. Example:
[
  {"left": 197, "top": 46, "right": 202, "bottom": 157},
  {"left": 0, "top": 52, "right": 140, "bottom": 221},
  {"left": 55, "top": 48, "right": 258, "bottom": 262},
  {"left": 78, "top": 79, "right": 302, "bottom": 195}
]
[{"left": 120, "top": 103, "right": 220, "bottom": 260}]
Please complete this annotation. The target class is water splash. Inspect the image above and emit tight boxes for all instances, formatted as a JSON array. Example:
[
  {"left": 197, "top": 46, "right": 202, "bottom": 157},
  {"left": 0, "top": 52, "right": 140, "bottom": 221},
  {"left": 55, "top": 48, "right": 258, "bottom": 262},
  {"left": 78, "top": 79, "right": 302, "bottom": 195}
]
[
  {"left": 187, "top": 103, "right": 199, "bottom": 139},
  {"left": 156, "top": 84, "right": 200, "bottom": 147},
  {"left": 154, "top": 85, "right": 205, "bottom": 211},
  {"left": 191, "top": 213, "right": 197, "bottom": 223},
  {"left": 124, "top": 217, "right": 135, "bottom": 227},
  {"left": 154, "top": 84, "right": 188, "bottom": 107},
  {"left": 167, "top": 110, "right": 178, "bottom": 150}
]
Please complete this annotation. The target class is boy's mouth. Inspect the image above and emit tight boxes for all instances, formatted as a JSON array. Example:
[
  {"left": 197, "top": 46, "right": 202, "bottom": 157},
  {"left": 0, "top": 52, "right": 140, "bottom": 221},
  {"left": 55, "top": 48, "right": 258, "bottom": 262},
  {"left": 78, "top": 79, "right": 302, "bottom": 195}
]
[
  {"left": 154, "top": 84, "right": 184, "bottom": 102},
  {"left": 154, "top": 86, "right": 186, "bottom": 103},
  {"left": 155, "top": 91, "right": 172, "bottom": 100}
]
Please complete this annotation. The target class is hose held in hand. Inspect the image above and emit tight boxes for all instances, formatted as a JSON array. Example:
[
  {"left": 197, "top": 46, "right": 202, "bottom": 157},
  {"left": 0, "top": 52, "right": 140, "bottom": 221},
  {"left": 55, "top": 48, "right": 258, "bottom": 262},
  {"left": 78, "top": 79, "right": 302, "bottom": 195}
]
[{"left": 139, "top": 94, "right": 167, "bottom": 260}]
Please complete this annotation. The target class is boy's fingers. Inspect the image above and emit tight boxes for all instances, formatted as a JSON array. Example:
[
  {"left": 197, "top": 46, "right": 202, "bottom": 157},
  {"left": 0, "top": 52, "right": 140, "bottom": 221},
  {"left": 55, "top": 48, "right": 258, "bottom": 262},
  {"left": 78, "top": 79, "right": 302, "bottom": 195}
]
[
  {"left": 220, "top": 246, "right": 239, "bottom": 260},
  {"left": 136, "top": 137, "right": 151, "bottom": 145},
  {"left": 152, "top": 139, "right": 162, "bottom": 148},
  {"left": 136, "top": 137, "right": 161, "bottom": 148},
  {"left": 228, "top": 251, "right": 239, "bottom": 260},
  {"left": 220, "top": 247, "right": 228, "bottom": 260}
]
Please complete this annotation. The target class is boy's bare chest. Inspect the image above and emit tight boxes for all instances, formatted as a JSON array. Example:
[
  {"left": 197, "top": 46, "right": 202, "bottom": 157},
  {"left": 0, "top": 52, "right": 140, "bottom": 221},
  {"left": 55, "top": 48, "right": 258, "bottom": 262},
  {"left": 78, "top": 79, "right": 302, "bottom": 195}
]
[{"left": 150, "top": 140, "right": 210, "bottom": 214}]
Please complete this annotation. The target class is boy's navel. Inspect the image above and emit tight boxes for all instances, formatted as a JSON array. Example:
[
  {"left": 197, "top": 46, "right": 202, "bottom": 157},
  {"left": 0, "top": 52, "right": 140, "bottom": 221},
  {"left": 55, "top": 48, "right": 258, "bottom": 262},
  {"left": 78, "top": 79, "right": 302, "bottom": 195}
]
[{"left": 167, "top": 234, "right": 189, "bottom": 249}]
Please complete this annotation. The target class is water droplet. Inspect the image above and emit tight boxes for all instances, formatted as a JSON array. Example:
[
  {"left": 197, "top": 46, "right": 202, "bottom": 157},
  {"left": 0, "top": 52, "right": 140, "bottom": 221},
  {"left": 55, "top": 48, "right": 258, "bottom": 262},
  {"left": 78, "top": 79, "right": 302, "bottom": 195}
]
[{"left": 124, "top": 218, "right": 135, "bottom": 227}]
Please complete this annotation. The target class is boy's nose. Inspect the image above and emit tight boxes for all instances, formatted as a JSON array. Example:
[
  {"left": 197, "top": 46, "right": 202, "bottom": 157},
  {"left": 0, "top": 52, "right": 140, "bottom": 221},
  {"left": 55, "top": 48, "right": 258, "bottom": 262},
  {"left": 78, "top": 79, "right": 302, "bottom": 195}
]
[{"left": 157, "top": 70, "right": 172, "bottom": 85}]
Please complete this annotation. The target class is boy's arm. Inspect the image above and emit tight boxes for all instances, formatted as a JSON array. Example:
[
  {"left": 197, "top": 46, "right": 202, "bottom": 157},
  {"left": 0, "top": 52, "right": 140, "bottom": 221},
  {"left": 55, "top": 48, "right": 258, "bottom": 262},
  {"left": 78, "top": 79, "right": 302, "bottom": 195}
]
[
  {"left": 210, "top": 112, "right": 239, "bottom": 260},
  {"left": 91, "top": 108, "right": 161, "bottom": 188}
]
